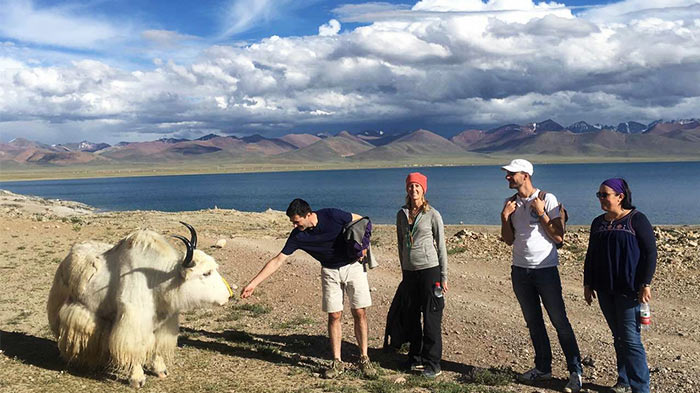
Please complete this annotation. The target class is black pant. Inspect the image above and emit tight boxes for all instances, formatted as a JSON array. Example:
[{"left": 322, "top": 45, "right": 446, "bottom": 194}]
[{"left": 402, "top": 266, "right": 444, "bottom": 372}]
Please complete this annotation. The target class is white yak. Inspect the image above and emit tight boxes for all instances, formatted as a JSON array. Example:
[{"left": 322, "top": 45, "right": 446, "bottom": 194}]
[{"left": 47, "top": 222, "right": 233, "bottom": 387}]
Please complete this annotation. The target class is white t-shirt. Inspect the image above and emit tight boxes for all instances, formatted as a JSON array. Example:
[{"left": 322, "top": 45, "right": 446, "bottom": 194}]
[{"left": 505, "top": 189, "right": 561, "bottom": 269}]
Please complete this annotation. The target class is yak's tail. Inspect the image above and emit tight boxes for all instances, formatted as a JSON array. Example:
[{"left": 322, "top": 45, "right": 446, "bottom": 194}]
[
  {"left": 55, "top": 302, "right": 110, "bottom": 368},
  {"left": 48, "top": 241, "right": 111, "bottom": 367},
  {"left": 47, "top": 266, "right": 70, "bottom": 337}
]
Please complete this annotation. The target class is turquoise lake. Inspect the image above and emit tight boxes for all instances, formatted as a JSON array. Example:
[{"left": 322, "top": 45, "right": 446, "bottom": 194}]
[{"left": 1, "top": 161, "right": 698, "bottom": 225}]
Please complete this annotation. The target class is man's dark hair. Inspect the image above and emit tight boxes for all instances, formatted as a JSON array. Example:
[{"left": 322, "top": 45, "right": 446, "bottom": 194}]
[
  {"left": 286, "top": 198, "right": 312, "bottom": 218},
  {"left": 620, "top": 178, "right": 636, "bottom": 210}
]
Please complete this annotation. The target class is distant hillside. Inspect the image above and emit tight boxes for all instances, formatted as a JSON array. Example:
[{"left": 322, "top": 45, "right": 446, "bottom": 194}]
[
  {"left": 352, "top": 129, "right": 465, "bottom": 161},
  {"left": 534, "top": 119, "right": 564, "bottom": 132},
  {"left": 1, "top": 119, "right": 698, "bottom": 169},
  {"left": 645, "top": 119, "right": 700, "bottom": 136},
  {"left": 455, "top": 124, "right": 534, "bottom": 151},
  {"left": 566, "top": 121, "right": 601, "bottom": 134},
  {"left": 617, "top": 121, "right": 647, "bottom": 134},
  {"left": 0, "top": 138, "right": 104, "bottom": 165},
  {"left": 450, "top": 129, "right": 485, "bottom": 149},
  {"left": 240, "top": 135, "right": 297, "bottom": 155},
  {"left": 54, "top": 141, "right": 111, "bottom": 153},
  {"left": 481, "top": 128, "right": 700, "bottom": 157},
  {"left": 279, "top": 133, "right": 322, "bottom": 149},
  {"left": 354, "top": 130, "right": 407, "bottom": 146},
  {"left": 275, "top": 132, "right": 374, "bottom": 161}
]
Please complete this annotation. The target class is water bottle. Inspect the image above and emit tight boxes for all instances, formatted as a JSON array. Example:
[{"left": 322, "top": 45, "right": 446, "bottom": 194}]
[
  {"left": 433, "top": 282, "right": 443, "bottom": 298},
  {"left": 639, "top": 302, "right": 651, "bottom": 330}
]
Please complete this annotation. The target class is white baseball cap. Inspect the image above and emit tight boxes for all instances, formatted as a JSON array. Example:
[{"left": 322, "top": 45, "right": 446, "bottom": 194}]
[{"left": 501, "top": 159, "right": 533, "bottom": 176}]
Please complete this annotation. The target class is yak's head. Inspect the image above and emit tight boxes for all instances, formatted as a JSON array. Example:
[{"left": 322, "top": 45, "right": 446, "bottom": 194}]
[{"left": 173, "top": 222, "right": 233, "bottom": 309}]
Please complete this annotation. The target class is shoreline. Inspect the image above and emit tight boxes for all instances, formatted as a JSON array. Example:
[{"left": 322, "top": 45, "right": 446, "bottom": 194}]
[
  {"left": 1, "top": 156, "right": 699, "bottom": 182},
  {"left": 2, "top": 189, "right": 699, "bottom": 228}
]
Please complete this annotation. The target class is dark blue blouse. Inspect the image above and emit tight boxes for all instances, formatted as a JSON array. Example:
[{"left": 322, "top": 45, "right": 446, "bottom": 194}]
[{"left": 583, "top": 210, "right": 657, "bottom": 296}]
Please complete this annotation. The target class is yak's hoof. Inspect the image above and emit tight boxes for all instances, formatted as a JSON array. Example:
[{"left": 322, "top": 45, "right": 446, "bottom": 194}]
[
  {"left": 129, "top": 376, "right": 146, "bottom": 388},
  {"left": 156, "top": 370, "right": 168, "bottom": 379}
]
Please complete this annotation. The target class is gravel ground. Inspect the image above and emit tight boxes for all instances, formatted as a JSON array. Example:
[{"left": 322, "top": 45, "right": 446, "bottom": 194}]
[{"left": 1, "top": 190, "right": 698, "bottom": 393}]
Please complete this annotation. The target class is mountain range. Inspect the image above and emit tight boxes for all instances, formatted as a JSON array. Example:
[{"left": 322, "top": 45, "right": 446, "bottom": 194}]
[{"left": 1, "top": 119, "right": 698, "bottom": 167}]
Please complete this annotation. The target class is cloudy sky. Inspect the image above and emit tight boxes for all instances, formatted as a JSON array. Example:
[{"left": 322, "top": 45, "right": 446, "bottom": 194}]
[{"left": 1, "top": 0, "right": 699, "bottom": 144}]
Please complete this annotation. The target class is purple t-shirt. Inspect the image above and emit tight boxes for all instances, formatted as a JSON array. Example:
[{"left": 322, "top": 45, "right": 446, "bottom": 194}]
[{"left": 281, "top": 208, "right": 354, "bottom": 268}]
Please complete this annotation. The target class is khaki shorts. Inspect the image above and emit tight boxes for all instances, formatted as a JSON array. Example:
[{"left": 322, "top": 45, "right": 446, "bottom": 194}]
[{"left": 321, "top": 261, "right": 372, "bottom": 313}]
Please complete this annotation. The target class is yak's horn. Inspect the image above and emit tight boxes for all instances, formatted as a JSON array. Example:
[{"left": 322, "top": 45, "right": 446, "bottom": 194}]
[
  {"left": 173, "top": 235, "right": 194, "bottom": 267},
  {"left": 180, "top": 221, "right": 197, "bottom": 249}
]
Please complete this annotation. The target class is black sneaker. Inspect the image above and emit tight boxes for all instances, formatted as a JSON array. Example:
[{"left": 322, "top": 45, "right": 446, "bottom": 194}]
[{"left": 421, "top": 368, "right": 442, "bottom": 379}]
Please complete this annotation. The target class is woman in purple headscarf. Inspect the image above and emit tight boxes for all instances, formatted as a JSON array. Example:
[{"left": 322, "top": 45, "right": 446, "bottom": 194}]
[{"left": 583, "top": 178, "right": 657, "bottom": 393}]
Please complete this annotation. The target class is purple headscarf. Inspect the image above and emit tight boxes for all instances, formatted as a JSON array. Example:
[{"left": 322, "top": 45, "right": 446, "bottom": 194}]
[{"left": 602, "top": 178, "right": 625, "bottom": 195}]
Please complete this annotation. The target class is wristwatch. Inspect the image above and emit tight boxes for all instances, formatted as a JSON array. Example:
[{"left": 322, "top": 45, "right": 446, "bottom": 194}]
[{"left": 538, "top": 211, "right": 546, "bottom": 218}]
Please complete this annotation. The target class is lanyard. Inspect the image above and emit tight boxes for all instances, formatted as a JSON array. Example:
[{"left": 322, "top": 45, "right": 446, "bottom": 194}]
[{"left": 406, "top": 211, "right": 422, "bottom": 249}]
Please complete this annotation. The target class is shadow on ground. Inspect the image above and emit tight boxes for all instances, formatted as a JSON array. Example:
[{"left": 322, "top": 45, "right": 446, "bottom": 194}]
[
  {"left": 515, "top": 377, "right": 609, "bottom": 393},
  {"left": 180, "top": 326, "right": 612, "bottom": 392},
  {"left": 1, "top": 330, "right": 63, "bottom": 371},
  {"left": 182, "top": 326, "right": 484, "bottom": 376},
  {"left": 0, "top": 329, "right": 108, "bottom": 382}
]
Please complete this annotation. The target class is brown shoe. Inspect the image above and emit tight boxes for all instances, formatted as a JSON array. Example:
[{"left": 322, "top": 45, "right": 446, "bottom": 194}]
[
  {"left": 324, "top": 359, "right": 345, "bottom": 379},
  {"left": 358, "top": 355, "right": 377, "bottom": 378}
]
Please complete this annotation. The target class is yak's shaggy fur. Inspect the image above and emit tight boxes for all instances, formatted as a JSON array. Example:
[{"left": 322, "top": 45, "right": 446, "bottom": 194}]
[{"left": 47, "top": 229, "right": 231, "bottom": 387}]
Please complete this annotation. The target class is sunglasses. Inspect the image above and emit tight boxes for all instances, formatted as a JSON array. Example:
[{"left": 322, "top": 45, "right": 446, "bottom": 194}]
[{"left": 596, "top": 192, "right": 618, "bottom": 198}]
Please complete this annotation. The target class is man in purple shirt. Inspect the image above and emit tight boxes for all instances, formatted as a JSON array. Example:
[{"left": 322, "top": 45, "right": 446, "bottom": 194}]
[{"left": 241, "top": 198, "right": 375, "bottom": 378}]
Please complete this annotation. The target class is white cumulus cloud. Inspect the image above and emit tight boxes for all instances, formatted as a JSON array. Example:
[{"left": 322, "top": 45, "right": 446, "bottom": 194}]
[
  {"left": 1, "top": 0, "right": 700, "bottom": 144},
  {"left": 319, "top": 19, "right": 341, "bottom": 36}
]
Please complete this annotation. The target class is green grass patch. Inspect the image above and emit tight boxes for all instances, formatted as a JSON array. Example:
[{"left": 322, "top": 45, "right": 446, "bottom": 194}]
[
  {"left": 233, "top": 302, "right": 272, "bottom": 316},
  {"left": 401, "top": 374, "right": 512, "bottom": 393},
  {"left": 224, "top": 330, "right": 255, "bottom": 343},
  {"left": 216, "top": 308, "right": 242, "bottom": 322},
  {"left": 341, "top": 361, "right": 383, "bottom": 381},
  {"left": 273, "top": 316, "right": 315, "bottom": 329},
  {"left": 460, "top": 366, "right": 514, "bottom": 386},
  {"left": 563, "top": 243, "right": 586, "bottom": 255},
  {"left": 253, "top": 342, "right": 281, "bottom": 357},
  {"left": 447, "top": 245, "right": 468, "bottom": 255},
  {"left": 316, "top": 381, "right": 363, "bottom": 393},
  {"left": 364, "top": 379, "right": 404, "bottom": 393},
  {"left": 423, "top": 381, "right": 473, "bottom": 393}
]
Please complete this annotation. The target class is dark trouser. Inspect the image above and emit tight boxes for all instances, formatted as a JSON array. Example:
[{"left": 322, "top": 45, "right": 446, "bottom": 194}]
[
  {"left": 511, "top": 266, "right": 582, "bottom": 374},
  {"left": 597, "top": 291, "right": 650, "bottom": 393},
  {"left": 403, "top": 266, "right": 443, "bottom": 372}
]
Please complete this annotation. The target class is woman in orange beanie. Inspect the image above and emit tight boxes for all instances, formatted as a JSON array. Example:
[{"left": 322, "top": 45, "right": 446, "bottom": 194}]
[{"left": 395, "top": 172, "right": 448, "bottom": 378}]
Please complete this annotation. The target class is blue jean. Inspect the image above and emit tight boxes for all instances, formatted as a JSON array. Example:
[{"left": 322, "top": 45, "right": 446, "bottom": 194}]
[
  {"left": 511, "top": 266, "right": 582, "bottom": 374},
  {"left": 597, "top": 291, "right": 650, "bottom": 393}
]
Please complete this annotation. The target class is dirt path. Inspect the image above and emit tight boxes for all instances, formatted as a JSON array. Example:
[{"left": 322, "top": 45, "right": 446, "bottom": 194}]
[{"left": 1, "top": 191, "right": 698, "bottom": 392}]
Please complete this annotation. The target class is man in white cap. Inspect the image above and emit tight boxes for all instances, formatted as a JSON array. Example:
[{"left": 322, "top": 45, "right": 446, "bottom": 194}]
[{"left": 499, "top": 159, "right": 583, "bottom": 393}]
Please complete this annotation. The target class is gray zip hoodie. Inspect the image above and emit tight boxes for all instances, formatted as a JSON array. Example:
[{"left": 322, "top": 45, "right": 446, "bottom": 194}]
[{"left": 396, "top": 206, "right": 448, "bottom": 282}]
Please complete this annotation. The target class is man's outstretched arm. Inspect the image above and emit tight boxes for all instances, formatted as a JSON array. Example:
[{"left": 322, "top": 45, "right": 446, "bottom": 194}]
[{"left": 241, "top": 252, "right": 289, "bottom": 298}]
